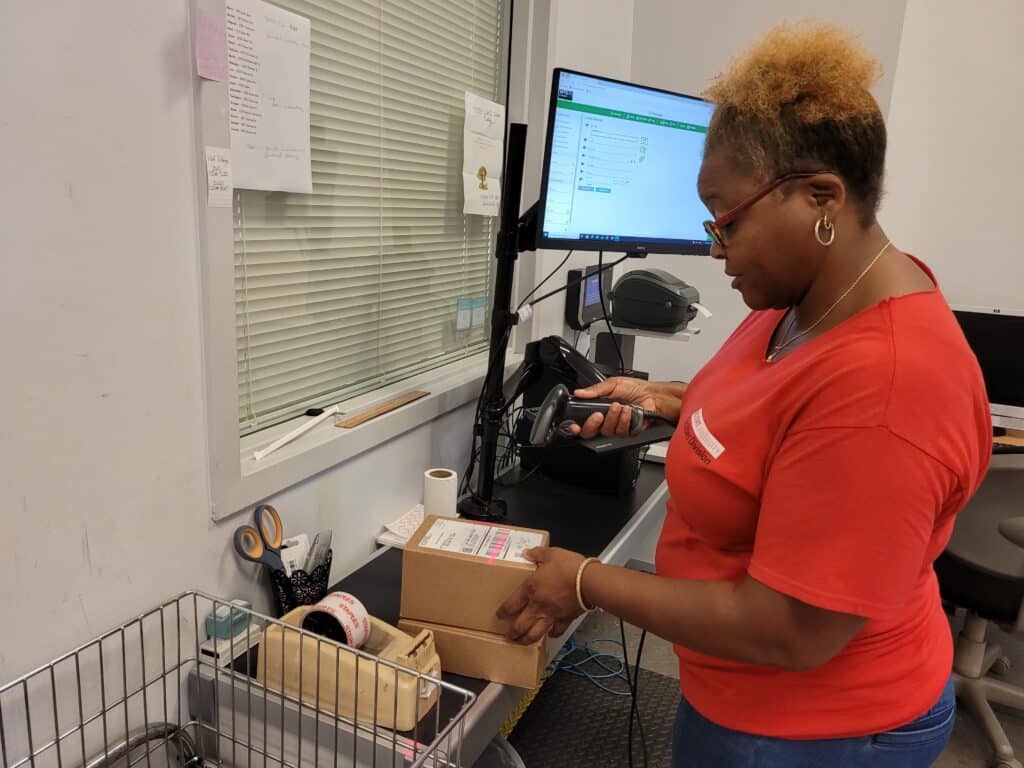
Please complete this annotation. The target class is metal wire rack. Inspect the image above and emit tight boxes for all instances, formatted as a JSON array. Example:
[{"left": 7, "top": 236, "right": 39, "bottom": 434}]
[{"left": 0, "top": 592, "right": 476, "bottom": 768}]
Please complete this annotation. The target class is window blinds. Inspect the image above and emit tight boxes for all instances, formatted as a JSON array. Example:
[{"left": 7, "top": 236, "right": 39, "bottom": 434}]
[{"left": 235, "top": 0, "right": 505, "bottom": 436}]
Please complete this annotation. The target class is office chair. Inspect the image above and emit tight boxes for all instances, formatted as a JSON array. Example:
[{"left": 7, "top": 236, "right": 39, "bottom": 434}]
[{"left": 935, "top": 467, "right": 1024, "bottom": 768}]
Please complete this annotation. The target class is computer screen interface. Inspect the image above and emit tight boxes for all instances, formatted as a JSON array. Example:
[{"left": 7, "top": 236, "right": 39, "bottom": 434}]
[{"left": 537, "top": 69, "right": 716, "bottom": 255}]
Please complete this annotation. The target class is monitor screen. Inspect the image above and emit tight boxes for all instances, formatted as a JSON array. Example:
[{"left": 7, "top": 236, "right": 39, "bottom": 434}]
[
  {"left": 953, "top": 307, "right": 1024, "bottom": 421},
  {"left": 536, "top": 68, "right": 715, "bottom": 255},
  {"left": 583, "top": 273, "right": 602, "bottom": 308}
]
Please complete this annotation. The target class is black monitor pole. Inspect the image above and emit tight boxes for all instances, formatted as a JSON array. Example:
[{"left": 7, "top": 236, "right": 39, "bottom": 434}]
[{"left": 458, "top": 122, "right": 530, "bottom": 521}]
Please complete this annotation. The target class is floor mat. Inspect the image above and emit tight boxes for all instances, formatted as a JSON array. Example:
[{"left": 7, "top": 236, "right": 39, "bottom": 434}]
[{"left": 507, "top": 651, "right": 679, "bottom": 767}]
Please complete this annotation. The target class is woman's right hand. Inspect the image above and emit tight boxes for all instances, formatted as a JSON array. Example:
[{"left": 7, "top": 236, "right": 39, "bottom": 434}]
[{"left": 571, "top": 378, "right": 684, "bottom": 438}]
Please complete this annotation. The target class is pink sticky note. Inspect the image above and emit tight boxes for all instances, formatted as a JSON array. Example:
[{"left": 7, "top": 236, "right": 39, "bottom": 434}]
[{"left": 195, "top": 8, "right": 228, "bottom": 82}]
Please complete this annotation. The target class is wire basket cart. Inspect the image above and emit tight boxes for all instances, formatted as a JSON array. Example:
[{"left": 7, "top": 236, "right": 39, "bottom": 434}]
[{"left": 0, "top": 592, "right": 476, "bottom": 768}]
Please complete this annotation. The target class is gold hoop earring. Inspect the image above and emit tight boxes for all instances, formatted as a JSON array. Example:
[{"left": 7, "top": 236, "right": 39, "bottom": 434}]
[{"left": 815, "top": 213, "right": 835, "bottom": 246}]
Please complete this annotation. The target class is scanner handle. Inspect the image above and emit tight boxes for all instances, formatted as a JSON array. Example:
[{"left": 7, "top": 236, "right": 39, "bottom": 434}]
[{"left": 563, "top": 398, "right": 645, "bottom": 436}]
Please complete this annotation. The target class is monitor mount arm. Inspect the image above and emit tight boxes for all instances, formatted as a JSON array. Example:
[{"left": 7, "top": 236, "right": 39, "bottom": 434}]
[
  {"left": 459, "top": 124, "right": 648, "bottom": 521},
  {"left": 458, "top": 123, "right": 531, "bottom": 521}
]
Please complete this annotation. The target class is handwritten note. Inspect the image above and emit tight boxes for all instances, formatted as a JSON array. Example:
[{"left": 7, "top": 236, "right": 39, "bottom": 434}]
[
  {"left": 226, "top": 0, "right": 312, "bottom": 193},
  {"left": 205, "top": 146, "right": 233, "bottom": 207},
  {"left": 463, "top": 91, "right": 505, "bottom": 216},
  {"left": 465, "top": 91, "right": 505, "bottom": 141},
  {"left": 195, "top": 8, "right": 228, "bottom": 82}
]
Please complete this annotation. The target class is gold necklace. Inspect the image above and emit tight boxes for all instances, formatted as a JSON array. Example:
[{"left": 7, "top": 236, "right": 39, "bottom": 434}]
[{"left": 766, "top": 239, "right": 892, "bottom": 363}]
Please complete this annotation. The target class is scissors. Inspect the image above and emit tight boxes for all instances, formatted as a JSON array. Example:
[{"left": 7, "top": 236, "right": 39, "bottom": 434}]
[{"left": 233, "top": 504, "right": 285, "bottom": 572}]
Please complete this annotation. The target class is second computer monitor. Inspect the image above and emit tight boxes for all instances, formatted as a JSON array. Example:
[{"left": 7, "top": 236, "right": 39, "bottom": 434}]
[{"left": 953, "top": 306, "right": 1024, "bottom": 430}]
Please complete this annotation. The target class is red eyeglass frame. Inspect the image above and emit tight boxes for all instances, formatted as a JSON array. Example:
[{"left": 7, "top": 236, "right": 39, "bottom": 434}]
[{"left": 702, "top": 171, "right": 834, "bottom": 247}]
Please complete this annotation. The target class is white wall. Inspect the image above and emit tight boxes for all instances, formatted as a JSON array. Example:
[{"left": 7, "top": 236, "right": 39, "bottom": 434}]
[
  {"left": 881, "top": 0, "right": 1024, "bottom": 308},
  {"left": 0, "top": 1, "right": 475, "bottom": 682},
  {"left": 627, "top": 0, "right": 907, "bottom": 382}
]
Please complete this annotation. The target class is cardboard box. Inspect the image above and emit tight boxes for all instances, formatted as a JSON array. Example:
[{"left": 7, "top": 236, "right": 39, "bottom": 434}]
[
  {"left": 398, "top": 617, "right": 547, "bottom": 689},
  {"left": 400, "top": 516, "right": 549, "bottom": 635}
]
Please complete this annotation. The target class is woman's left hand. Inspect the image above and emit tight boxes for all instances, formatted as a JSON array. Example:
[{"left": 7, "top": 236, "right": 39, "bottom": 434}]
[{"left": 497, "top": 546, "right": 588, "bottom": 643}]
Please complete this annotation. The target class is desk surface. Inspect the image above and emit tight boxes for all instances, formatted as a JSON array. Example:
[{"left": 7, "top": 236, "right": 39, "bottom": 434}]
[
  {"left": 331, "top": 463, "right": 666, "bottom": 663},
  {"left": 326, "top": 462, "right": 667, "bottom": 758},
  {"left": 331, "top": 463, "right": 666, "bottom": 623}
]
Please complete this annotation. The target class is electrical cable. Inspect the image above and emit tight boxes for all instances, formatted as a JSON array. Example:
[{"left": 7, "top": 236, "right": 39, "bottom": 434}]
[
  {"left": 552, "top": 629, "right": 650, "bottom": 768},
  {"left": 516, "top": 250, "right": 573, "bottom": 312},
  {"left": 632, "top": 629, "right": 649, "bottom": 768},
  {"left": 552, "top": 637, "right": 635, "bottom": 696},
  {"left": 497, "top": 404, "right": 522, "bottom": 470},
  {"left": 619, "top": 619, "right": 648, "bottom": 768},
  {"left": 464, "top": 242, "right": 574, "bottom": 497},
  {"left": 460, "top": 324, "right": 513, "bottom": 498},
  {"left": 523, "top": 253, "right": 631, "bottom": 309},
  {"left": 463, "top": 246, "right": 571, "bottom": 497},
  {"left": 495, "top": 463, "right": 540, "bottom": 487},
  {"left": 598, "top": 250, "right": 625, "bottom": 375}
]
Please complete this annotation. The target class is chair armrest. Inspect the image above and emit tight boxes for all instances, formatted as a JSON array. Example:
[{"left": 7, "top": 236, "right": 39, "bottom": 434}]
[{"left": 997, "top": 516, "right": 1024, "bottom": 549}]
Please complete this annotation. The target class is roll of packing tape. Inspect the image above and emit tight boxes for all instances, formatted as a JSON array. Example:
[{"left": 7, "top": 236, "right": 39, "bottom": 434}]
[
  {"left": 423, "top": 468, "right": 458, "bottom": 518},
  {"left": 301, "top": 592, "right": 371, "bottom": 648}
]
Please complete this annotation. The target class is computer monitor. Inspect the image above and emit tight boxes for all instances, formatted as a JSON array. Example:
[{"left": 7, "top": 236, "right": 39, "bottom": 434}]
[
  {"left": 536, "top": 68, "right": 715, "bottom": 255},
  {"left": 952, "top": 306, "right": 1024, "bottom": 430}
]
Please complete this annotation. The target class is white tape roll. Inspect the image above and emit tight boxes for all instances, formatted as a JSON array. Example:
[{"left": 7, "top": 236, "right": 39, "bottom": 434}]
[
  {"left": 302, "top": 592, "right": 371, "bottom": 648},
  {"left": 423, "top": 468, "right": 458, "bottom": 518}
]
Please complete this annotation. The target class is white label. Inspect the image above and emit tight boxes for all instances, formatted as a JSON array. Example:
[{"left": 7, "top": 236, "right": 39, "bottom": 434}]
[
  {"left": 456, "top": 298, "right": 472, "bottom": 331},
  {"left": 418, "top": 519, "right": 543, "bottom": 563},
  {"left": 690, "top": 408, "right": 725, "bottom": 459},
  {"left": 470, "top": 296, "right": 486, "bottom": 328},
  {"left": 279, "top": 533, "right": 309, "bottom": 575}
]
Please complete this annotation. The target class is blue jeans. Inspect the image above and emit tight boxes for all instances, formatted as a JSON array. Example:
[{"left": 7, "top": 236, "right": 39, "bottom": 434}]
[{"left": 672, "top": 676, "right": 956, "bottom": 767}]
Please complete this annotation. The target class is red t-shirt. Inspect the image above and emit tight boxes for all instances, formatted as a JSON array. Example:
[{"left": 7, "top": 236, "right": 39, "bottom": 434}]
[{"left": 655, "top": 258, "right": 991, "bottom": 739}]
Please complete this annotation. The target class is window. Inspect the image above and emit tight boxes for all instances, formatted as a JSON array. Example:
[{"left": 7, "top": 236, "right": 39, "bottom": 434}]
[{"left": 233, "top": 0, "right": 506, "bottom": 436}]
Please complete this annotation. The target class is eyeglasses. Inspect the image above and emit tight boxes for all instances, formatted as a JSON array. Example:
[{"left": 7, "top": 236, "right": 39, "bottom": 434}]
[{"left": 702, "top": 171, "right": 833, "bottom": 248}]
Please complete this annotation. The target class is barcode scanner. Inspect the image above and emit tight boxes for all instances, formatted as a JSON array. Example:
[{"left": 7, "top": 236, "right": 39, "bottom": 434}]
[{"left": 528, "top": 383, "right": 653, "bottom": 447}]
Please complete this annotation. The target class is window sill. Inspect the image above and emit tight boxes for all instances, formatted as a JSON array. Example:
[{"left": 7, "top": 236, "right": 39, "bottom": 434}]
[{"left": 212, "top": 352, "right": 522, "bottom": 520}]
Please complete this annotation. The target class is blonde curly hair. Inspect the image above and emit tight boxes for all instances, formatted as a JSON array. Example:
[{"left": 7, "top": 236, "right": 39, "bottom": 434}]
[{"left": 703, "top": 22, "right": 886, "bottom": 224}]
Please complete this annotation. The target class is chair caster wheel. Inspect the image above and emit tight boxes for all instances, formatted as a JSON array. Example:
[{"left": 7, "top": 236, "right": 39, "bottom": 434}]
[{"left": 992, "top": 656, "right": 1013, "bottom": 676}]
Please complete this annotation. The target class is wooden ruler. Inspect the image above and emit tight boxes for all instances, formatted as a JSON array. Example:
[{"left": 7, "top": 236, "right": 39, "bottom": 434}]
[{"left": 335, "top": 390, "right": 430, "bottom": 429}]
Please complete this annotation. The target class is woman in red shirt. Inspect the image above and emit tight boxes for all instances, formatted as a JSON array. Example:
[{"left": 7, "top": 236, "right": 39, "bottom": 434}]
[{"left": 498, "top": 22, "right": 991, "bottom": 767}]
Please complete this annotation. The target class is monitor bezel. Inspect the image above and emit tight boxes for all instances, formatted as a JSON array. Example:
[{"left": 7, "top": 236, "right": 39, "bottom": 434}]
[
  {"left": 951, "top": 304, "right": 1024, "bottom": 427},
  {"left": 535, "top": 67, "right": 713, "bottom": 256}
]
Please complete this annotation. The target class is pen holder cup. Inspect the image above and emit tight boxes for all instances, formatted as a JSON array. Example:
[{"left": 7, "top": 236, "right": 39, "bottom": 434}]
[{"left": 268, "top": 550, "right": 333, "bottom": 616}]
